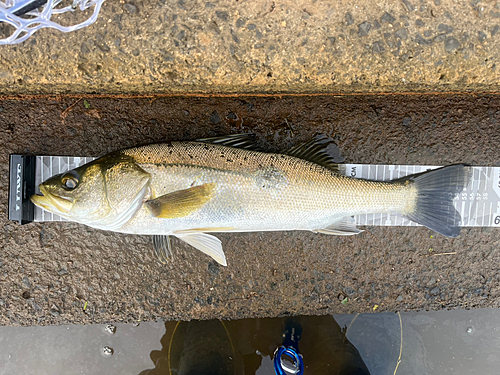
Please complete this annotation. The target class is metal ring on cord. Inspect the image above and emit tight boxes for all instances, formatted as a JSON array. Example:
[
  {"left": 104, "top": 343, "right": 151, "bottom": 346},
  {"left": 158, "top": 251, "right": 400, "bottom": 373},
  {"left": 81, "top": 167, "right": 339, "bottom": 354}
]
[{"left": 273, "top": 346, "right": 304, "bottom": 375}]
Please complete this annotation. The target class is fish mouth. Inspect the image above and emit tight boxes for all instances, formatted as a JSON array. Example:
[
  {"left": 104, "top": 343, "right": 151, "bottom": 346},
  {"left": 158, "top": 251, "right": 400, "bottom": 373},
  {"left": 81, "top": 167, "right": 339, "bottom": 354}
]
[{"left": 30, "top": 186, "right": 73, "bottom": 214}]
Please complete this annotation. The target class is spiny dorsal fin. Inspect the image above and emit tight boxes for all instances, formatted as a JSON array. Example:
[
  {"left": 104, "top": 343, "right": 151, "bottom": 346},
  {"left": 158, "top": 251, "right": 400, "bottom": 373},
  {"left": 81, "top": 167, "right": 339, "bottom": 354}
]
[
  {"left": 196, "top": 133, "right": 263, "bottom": 151},
  {"left": 145, "top": 183, "right": 216, "bottom": 219},
  {"left": 283, "top": 135, "right": 344, "bottom": 172}
]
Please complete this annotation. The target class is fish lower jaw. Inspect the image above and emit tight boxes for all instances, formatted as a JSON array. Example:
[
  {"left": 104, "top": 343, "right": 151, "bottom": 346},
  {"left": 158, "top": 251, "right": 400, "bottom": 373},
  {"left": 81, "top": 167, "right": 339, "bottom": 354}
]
[{"left": 30, "top": 194, "right": 70, "bottom": 215}]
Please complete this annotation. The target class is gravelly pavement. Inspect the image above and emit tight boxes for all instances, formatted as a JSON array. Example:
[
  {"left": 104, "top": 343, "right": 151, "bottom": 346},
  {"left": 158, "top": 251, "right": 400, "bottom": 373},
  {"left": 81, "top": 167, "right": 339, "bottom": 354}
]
[
  {"left": 1, "top": 0, "right": 500, "bottom": 94},
  {"left": 0, "top": 93, "right": 499, "bottom": 326}
]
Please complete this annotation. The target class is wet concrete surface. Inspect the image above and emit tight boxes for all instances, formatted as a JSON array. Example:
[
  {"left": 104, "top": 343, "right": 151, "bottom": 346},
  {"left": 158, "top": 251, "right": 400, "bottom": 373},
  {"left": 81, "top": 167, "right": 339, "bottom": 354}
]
[
  {"left": 1, "top": 0, "right": 500, "bottom": 94},
  {"left": 1, "top": 93, "right": 500, "bottom": 326},
  {"left": 2, "top": 308, "right": 500, "bottom": 374}
]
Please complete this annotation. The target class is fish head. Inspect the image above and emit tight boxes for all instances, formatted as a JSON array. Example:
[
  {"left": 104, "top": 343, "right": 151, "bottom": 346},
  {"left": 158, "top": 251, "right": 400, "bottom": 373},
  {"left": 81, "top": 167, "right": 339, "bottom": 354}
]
[{"left": 31, "top": 153, "right": 151, "bottom": 229}]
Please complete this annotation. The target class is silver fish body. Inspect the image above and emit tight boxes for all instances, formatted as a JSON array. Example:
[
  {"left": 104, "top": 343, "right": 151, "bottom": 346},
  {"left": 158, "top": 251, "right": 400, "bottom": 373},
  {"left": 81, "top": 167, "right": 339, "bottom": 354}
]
[
  {"left": 118, "top": 142, "right": 415, "bottom": 235},
  {"left": 31, "top": 135, "right": 471, "bottom": 266}
]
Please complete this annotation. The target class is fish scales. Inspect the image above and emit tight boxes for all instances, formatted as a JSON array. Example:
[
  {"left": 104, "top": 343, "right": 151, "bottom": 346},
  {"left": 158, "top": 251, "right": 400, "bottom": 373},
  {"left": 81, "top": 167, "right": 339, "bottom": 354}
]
[
  {"left": 117, "top": 142, "right": 414, "bottom": 235},
  {"left": 31, "top": 136, "right": 470, "bottom": 265}
]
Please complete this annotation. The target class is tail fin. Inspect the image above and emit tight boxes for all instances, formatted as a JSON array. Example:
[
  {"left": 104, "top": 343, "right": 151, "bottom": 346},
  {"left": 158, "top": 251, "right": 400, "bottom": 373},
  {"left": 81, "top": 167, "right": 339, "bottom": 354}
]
[{"left": 401, "top": 165, "right": 471, "bottom": 237}]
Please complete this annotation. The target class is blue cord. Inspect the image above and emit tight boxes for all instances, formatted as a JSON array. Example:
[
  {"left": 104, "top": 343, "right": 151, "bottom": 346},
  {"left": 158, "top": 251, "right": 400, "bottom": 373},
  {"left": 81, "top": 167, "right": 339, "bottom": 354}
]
[{"left": 273, "top": 346, "right": 304, "bottom": 375}]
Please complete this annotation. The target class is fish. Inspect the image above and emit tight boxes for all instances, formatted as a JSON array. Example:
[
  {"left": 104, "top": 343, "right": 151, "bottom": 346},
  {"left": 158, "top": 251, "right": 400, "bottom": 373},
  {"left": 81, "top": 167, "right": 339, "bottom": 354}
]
[{"left": 30, "top": 134, "right": 471, "bottom": 266}]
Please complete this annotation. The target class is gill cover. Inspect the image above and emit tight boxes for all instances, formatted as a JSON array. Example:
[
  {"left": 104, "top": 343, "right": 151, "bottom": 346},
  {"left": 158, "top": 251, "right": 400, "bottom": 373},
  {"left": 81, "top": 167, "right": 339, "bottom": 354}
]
[{"left": 31, "top": 153, "right": 151, "bottom": 230}]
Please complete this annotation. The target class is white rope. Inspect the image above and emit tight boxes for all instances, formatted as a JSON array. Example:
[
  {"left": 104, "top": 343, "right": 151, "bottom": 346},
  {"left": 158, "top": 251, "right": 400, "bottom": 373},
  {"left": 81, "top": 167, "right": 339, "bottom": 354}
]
[{"left": 0, "top": 0, "right": 104, "bottom": 45}]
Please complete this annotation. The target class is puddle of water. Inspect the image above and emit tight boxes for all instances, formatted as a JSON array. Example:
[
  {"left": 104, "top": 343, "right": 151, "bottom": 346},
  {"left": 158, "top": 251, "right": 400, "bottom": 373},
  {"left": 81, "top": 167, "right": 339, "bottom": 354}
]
[
  {"left": 1, "top": 308, "right": 500, "bottom": 374},
  {"left": 147, "top": 316, "right": 370, "bottom": 374}
]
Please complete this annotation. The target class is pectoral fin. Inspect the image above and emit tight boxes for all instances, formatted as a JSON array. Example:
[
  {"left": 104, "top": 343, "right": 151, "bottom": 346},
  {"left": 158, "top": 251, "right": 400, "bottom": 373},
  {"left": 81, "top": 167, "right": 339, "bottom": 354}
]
[
  {"left": 314, "top": 216, "right": 363, "bottom": 236},
  {"left": 153, "top": 235, "right": 172, "bottom": 264},
  {"left": 175, "top": 233, "right": 227, "bottom": 266},
  {"left": 145, "top": 183, "right": 216, "bottom": 219}
]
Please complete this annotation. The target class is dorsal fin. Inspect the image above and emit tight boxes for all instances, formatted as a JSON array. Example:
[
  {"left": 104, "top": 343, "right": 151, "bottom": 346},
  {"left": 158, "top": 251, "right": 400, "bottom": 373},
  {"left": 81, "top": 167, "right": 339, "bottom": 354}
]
[
  {"left": 196, "top": 133, "right": 263, "bottom": 151},
  {"left": 283, "top": 135, "right": 344, "bottom": 172}
]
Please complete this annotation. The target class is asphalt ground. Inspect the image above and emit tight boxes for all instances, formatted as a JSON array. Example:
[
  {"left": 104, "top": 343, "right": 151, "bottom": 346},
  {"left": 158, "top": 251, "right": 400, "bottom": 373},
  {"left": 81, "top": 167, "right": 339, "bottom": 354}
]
[{"left": 0, "top": 93, "right": 499, "bottom": 326}]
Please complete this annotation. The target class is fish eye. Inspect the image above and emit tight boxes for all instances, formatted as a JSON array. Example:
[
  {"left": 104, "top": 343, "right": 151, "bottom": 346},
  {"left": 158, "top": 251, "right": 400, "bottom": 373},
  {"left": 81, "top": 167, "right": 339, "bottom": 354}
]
[{"left": 61, "top": 171, "right": 79, "bottom": 190}]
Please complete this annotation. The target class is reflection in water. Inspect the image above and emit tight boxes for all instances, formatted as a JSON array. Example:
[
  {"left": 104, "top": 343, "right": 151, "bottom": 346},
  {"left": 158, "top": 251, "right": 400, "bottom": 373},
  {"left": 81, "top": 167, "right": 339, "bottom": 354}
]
[{"left": 139, "top": 315, "right": 370, "bottom": 375}]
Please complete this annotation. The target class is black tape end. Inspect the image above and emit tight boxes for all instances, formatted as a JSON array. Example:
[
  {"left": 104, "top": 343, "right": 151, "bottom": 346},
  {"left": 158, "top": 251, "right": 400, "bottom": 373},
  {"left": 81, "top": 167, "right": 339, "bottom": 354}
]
[{"left": 9, "top": 155, "right": 36, "bottom": 225}]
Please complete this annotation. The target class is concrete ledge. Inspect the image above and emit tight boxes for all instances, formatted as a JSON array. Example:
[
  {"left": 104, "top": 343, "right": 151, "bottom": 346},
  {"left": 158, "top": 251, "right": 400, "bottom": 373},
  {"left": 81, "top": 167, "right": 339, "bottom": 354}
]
[
  {"left": 1, "top": 0, "right": 500, "bottom": 94},
  {"left": 0, "top": 93, "right": 499, "bottom": 326}
]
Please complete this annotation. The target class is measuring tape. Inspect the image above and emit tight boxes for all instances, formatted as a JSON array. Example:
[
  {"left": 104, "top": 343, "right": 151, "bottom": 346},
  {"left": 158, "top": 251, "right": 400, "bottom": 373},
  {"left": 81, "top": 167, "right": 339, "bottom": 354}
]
[
  {"left": 9, "top": 155, "right": 500, "bottom": 227},
  {"left": 340, "top": 164, "right": 500, "bottom": 227}
]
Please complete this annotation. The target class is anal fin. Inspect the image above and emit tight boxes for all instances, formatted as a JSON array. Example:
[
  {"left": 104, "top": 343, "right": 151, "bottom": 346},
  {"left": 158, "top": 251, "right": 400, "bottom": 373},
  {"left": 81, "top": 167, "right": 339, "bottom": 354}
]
[
  {"left": 175, "top": 233, "right": 227, "bottom": 266},
  {"left": 315, "top": 216, "right": 363, "bottom": 236}
]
